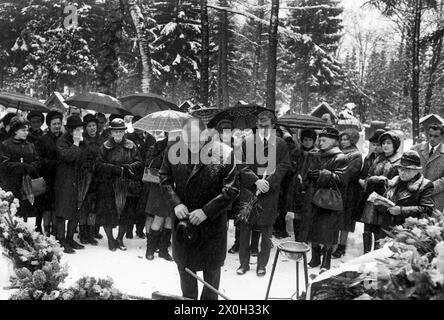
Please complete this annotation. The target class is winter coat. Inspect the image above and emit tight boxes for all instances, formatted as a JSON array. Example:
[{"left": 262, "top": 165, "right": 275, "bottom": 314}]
[
  {"left": 126, "top": 131, "right": 156, "bottom": 164},
  {"left": 54, "top": 133, "right": 92, "bottom": 221},
  {"left": 27, "top": 128, "right": 44, "bottom": 145},
  {"left": 376, "top": 174, "right": 434, "bottom": 231},
  {"left": 34, "top": 131, "right": 62, "bottom": 211},
  {"left": 306, "top": 147, "right": 349, "bottom": 245},
  {"left": 239, "top": 134, "right": 291, "bottom": 226},
  {"left": 145, "top": 138, "right": 170, "bottom": 218},
  {"left": 160, "top": 139, "right": 240, "bottom": 271},
  {"left": 0, "top": 128, "right": 11, "bottom": 143},
  {"left": 278, "top": 138, "right": 297, "bottom": 214},
  {"left": 95, "top": 137, "right": 142, "bottom": 227},
  {"left": 358, "top": 152, "right": 402, "bottom": 225},
  {"left": 0, "top": 137, "right": 41, "bottom": 218},
  {"left": 339, "top": 146, "right": 363, "bottom": 232},
  {"left": 411, "top": 142, "right": 444, "bottom": 212}
]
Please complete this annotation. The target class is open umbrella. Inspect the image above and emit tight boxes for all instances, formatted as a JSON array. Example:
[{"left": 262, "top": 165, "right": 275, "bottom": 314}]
[
  {"left": 119, "top": 93, "right": 179, "bottom": 117},
  {"left": 276, "top": 114, "right": 331, "bottom": 130},
  {"left": 207, "top": 104, "right": 273, "bottom": 130},
  {"left": 66, "top": 92, "right": 131, "bottom": 116},
  {"left": 133, "top": 110, "right": 193, "bottom": 132},
  {"left": 190, "top": 107, "right": 220, "bottom": 125},
  {"left": 0, "top": 92, "right": 50, "bottom": 113}
]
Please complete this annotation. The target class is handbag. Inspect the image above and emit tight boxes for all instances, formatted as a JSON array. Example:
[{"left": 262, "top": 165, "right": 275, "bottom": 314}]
[
  {"left": 22, "top": 176, "right": 47, "bottom": 202},
  {"left": 142, "top": 159, "right": 160, "bottom": 184},
  {"left": 311, "top": 179, "right": 343, "bottom": 212}
]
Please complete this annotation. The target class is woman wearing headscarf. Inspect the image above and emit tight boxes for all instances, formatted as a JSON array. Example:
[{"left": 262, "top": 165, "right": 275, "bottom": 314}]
[
  {"left": 332, "top": 128, "right": 363, "bottom": 258},
  {"left": 360, "top": 131, "right": 402, "bottom": 253},
  {"left": 95, "top": 119, "right": 142, "bottom": 252},
  {"left": 76, "top": 114, "right": 106, "bottom": 246},
  {"left": 0, "top": 117, "right": 41, "bottom": 219},
  {"left": 306, "top": 127, "right": 348, "bottom": 272},
  {"left": 35, "top": 111, "right": 63, "bottom": 236}
]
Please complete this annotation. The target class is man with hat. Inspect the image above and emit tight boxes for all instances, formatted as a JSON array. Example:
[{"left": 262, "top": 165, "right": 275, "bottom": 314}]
[
  {"left": 54, "top": 115, "right": 87, "bottom": 253},
  {"left": 411, "top": 124, "right": 444, "bottom": 212},
  {"left": 377, "top": 150, "right": 434, "bottom": 229},
  {"left": 34, "top": 111, "right": 64, "bottom": 237},
  {"left": 305, "top": 127, "right": 349, "bottom": 272}
]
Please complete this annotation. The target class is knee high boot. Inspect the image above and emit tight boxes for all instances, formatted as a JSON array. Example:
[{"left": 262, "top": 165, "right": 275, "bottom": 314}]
[
  {"left": 363, "top": 232, "right": 372, "bottom": 254},
  {"left": 104, "top": 227, "right": 116, "bottom": 252},
  {"left": 308, "top": 245, "right": 322, "bottom": 268},
  {"left": 86, "top": 225, "right": 98, "bottom": 246},
  {"left": 158, "top": 228, "right": 173, "bottom": 261},
  {"left": 145, "top": 229, "right": 161, "bottom": 260},
  {"left": 67, "top": 221, "right": 84, "bottom": 250}
]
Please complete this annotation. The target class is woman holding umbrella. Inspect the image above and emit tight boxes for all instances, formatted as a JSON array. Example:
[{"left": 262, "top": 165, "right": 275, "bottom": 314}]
[
  {"left": 77, "top": 114, "right": 106, "bottom": 246},
  {"left": 95, "top": 119, "right": 143, "bottom": 251},
  {"left": 0, "top": 117, "right": 41, "bottom": 219}
]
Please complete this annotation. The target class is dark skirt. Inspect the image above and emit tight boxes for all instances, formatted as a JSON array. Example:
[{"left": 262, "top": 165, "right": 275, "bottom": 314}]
[
  {"left": 145, "top": 183, "right": 170, "bottom": 218},
  {"left": 96, "top": 196, "right": 137, "bottom": 228},
  {"left": 307, "top": 205, "right": 340, "bottom": 245}
]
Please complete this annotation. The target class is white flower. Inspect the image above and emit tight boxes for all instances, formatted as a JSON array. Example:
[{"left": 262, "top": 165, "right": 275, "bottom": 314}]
[
  {"left": 435, "top": 242, "right": 444, "bottom": 257},
  {"left": 411, "top": 227, "right": 422, "bottom": 238},
  {"left": 18, "top": 233, "right": 24, "bottom": 239}
]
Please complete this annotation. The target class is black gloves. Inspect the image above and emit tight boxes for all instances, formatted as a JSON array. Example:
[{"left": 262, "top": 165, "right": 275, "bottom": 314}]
[{"left": 307, "top": 170, "right": 320, "bottom": 181}]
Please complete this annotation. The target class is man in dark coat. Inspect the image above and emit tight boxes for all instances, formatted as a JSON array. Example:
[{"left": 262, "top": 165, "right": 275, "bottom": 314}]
[
  {"left": 237, "top": 111, "right": 291, "bottom": 277},
  {"left": 160, "top": 118, "right": 239, "bottom": 300},
  {"left": 26, "top": 111, "right": 45, "bottom": 145},
  {"left": 125, "top": 115, "right": 156, "bottom": 239},
  {"left": 306, "top": 127, "right": 349, "bottom": 272},
  {"left": 54, "top": 115, "right": 87, "bottom": 254},
  {"left": 34, "top": 111, "right": 63, "bottom": 236}
]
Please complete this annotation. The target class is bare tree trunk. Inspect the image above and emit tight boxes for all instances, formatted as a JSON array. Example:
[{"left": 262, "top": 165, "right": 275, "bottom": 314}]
[
  {"left": 126, "top": 0, "right": 153, "bottom": 93},
  {"left": 302, "top": 82, "right": 310, "bottom": 114},
  {"left": 217, "top": 0, "right": 229, "bottom": 109},
  {"left": 265, "top": 0, "right": 279, "bottom": 111},
  {"left": 96, "top": 0, "right": 123, "bottom": 97},
  {"left": 411, "top": 0, "right": 422, "bottom": 144},
  {"left": 251, "top": 0, "right": 265, "bottom": 103},
  {"left": 423, "top": 35, "right": 443, "bottom": 115},
  {"left": 200, "top": 0, "right": 210, "bottom": 107}
]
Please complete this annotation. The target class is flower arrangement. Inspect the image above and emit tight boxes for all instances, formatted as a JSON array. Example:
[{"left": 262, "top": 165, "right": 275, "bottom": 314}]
[{"left": 0, "top": 187, "right": 129, "bottom": 300}]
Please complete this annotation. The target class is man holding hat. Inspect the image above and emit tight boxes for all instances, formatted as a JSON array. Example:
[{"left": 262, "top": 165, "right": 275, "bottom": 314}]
[
  {"left": 377, "top": 150, "right": 434, "bottom": 229},
  {"left": 305, "top": 127, "right": 349, "bottom": 272}
]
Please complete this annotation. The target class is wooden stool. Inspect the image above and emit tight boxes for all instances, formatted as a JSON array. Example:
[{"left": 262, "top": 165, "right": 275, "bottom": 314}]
[{"left": 265, "top": 241, "right": 310, "bottom": 300}]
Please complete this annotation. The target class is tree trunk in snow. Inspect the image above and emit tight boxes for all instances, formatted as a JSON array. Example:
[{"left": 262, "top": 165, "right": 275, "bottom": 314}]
[
  {"left": 423, "top": 35, "right": 443, "bottom": 116},
  {"left": 200, "top": 0, "right": 210, "bottom": 107},
  {"left": 217, "top": 0, "right": 229, "bottom": 109},
  {"left": 126, "top": 0, "right": 153, "bottom": 93},
  {"left": 411, "top": 0, "right": 422, "bottom": 144},
  {"left": 251, "top": 0, "right": 265, "bottom": 103},
  {"left": 265, "top": 0, "right": 279, "bottom": 111}
]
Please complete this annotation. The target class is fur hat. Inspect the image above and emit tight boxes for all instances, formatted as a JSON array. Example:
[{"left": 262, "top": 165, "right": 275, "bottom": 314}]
[
  {"left": 65, "top": 115, "right": 84, "bottom": 129},
  {"left": 26, "top": 111, "right": 44, "bottom": 123},
  {"left": 300, "top": 128, "right": 317, "bottom": 142},
  {"left": 46, "top": 111, "right": 63, "bottom": 127},
  {"left": 9, "top": 116, "right": 29, "bottom": 134},
  {"left": 318, "top": 127, "right": 340, "bottom": 141}
]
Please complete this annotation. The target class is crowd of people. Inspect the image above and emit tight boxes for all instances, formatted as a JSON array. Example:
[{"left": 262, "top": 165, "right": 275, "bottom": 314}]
[{"left": 0, "top": 107, "right": 442, "bottom": 300}]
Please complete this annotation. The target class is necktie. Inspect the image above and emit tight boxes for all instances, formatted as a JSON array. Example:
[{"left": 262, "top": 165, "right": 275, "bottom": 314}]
[{"left": 430, "top": 147, "right": 435, "bottom": 158}]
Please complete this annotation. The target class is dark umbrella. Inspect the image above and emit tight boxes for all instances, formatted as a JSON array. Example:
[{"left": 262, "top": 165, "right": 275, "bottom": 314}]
[
  {"left": 77, "top": 162, "right": 94, "bottom": 210},
  {"left": 66, "top": 92, "right": 132, "bottom": 116},
  {"left": 207, "top": 104, "right": 273, "bottom": 130},
  {"left": 190, "top": 107, "right": 220, "bottom": 126},
  {"left": 276, "top": 114, "right": 332, "bottom": 130},
  {"left": 113, "top": 171, "right": 130, "bottom": 218},
  {"left": 119, "top": 93, "right": 179, "bottom": 117},
  {"left": 21, "top": 175, "right": 35, "bottom": 206},
  {"left": 0, "top": 92, "right": 49, "bottom": 113}
]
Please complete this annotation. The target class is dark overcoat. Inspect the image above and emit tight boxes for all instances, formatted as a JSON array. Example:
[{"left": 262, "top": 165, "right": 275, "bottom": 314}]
[
  {"left": 54, "top": 133, "right": 90, "bottom": 220},
  {"left": 376, "top": 175, "right": 434, "bottom": 234},
  {"left": 239, "top": 134, "right": 291, "bottom": 226},
  {"left": 160, "top": 140, "right": 240, "bottom": 271},
  {"left": 34, "top": 131, "right": 61, "bottom": 211},
  {"left": 306, "top": 147, "right": 349, "bottom": 245},
  {"left": 95, "top": 137, "right": 142, "bottom": 227},
  {"left": 339, "top": 146, "right": 363, "bottom": 232},
  {"left": 0, "top": 137, "right": 41, "bottom": 217}
]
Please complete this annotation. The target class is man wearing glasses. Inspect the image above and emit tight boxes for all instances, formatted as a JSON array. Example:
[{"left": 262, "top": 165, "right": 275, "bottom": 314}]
[{"left": 411, "top": 124, "right": 444, "bottom": 211}]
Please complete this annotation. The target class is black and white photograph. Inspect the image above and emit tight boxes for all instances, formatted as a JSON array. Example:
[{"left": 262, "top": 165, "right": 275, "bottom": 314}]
[{"left": 1, "top": 0, "right": 444, "bottom": 306}]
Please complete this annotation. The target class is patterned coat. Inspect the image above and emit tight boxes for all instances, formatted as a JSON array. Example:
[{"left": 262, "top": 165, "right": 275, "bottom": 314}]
[
  {"left": 160, "top": 140, "right": 239, "bottom": 271},
  {"left": 411, "top": 142, "right": 444, "bottom": 212}
]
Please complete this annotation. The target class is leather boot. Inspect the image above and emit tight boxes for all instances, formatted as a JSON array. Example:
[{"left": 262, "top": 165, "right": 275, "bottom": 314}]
[
  {"left": 320, "top": 248, "right": 332, "bottom": 272},
  {"left": 145, "top": 229, "right": 161, "bottom": 260},
  {"left": 67, "top": 222, "right": 84, "bottom": 250},
  {"left": 308, "top": 245, "right": 322, "bottom": 268},
  {"left": 94, "top": 226, "right": 103, "bottom": 239},
  {"left": 78, "top": 225, "right": 89, "bottom": 245},
  {"left": 87, "top": 226, "right": 98, "bottom": 246},
  {"left": 158, "top": 228, "right": 173, "bottom": 261},
  {"left": 60, "top": 238, "right": 75, "bottom": 254},
  {"left": 332, "top": 244, "right": 346, "bottom": 259},
  {"left": 363, "top": 232, "right": 372, "bottom": 254}
]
